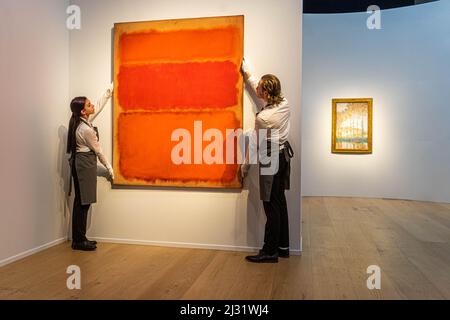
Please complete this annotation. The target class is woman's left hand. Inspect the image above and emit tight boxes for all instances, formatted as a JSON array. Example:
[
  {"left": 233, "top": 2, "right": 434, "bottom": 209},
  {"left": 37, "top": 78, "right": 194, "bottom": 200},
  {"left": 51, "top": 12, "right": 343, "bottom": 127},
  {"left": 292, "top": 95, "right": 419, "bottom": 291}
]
[{"left": 107, "top": 82, "right": 114, "bottom": 97}]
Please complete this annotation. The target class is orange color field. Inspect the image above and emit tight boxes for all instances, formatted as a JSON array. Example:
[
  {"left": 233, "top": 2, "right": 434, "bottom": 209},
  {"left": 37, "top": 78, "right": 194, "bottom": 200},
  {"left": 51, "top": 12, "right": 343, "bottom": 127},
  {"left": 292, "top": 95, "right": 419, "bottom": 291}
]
[{"left": 113, "top": 16, "right": 244, "bottom": 188}]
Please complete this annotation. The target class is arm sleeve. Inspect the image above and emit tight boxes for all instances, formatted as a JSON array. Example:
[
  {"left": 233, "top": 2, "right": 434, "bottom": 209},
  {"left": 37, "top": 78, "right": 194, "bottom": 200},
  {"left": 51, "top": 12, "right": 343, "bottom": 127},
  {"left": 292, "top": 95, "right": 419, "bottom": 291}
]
[
  {"left": 244, "top": 75, "right": 266, "bottom": 112},
  {"left": 83, "top": 128, "right": 113, "bottom": 171},
  {"left": 245, "top": 75, "right": 259, "bottom": 97},
  {"left": 255, "top": 115, "right": 270, "bottom": 130},
  {"left": 90, "top": 82, "right": 114, "bottom": 122}
]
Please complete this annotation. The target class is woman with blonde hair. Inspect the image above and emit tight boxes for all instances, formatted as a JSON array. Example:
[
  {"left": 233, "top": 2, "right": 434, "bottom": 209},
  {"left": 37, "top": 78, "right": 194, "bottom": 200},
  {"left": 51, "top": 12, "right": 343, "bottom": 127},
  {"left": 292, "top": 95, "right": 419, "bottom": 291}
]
[{"left": 241, "top": 60, "right": 294, "bottom": 263}]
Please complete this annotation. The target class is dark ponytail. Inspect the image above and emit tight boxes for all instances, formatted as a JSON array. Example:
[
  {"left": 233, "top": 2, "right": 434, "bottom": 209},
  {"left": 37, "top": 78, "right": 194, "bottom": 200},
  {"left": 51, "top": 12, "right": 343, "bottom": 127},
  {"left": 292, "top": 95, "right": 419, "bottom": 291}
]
[{"left": 67, "top": 97, "right": 87, "bottom": 154}]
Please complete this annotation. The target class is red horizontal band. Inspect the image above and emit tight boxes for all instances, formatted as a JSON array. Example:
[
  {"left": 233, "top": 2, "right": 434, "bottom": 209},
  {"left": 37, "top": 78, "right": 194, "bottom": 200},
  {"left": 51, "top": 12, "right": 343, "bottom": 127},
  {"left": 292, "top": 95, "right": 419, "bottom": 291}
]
[{"left": 118, "top": 61, "right": 239, "bottom": 110}]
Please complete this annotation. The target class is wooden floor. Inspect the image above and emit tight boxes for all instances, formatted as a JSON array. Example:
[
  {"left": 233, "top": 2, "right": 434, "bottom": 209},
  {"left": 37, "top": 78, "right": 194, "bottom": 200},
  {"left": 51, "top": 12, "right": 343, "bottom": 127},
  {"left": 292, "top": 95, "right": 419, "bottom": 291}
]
[{"left": 1, "top": 197, "right": 450, "bottom": 300}]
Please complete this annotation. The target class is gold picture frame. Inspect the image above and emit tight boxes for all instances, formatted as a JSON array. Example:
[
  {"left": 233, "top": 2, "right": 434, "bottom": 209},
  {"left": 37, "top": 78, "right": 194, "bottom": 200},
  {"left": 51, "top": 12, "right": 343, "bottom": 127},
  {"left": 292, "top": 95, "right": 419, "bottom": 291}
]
[{"left": 332, "top": 98, "right": 373, "bottom": 154}]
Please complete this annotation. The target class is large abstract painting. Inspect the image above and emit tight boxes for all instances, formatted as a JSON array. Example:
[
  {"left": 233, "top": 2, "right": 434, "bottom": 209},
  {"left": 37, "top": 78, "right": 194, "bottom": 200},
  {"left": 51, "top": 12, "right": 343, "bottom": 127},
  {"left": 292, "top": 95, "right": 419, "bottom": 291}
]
[
  {"left": 113, "top": 16, "right": 244, "bottom": 188},
  {"left": 332, "top": 98, "right": 373, "bottom": 154}
]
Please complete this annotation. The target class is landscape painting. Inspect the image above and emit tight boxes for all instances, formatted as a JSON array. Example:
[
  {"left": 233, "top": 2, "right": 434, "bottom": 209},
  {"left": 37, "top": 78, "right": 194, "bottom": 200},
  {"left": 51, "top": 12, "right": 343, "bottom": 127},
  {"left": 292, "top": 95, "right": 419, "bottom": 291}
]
[{"left": 332, "top": 98, "right": 373, "bottom": 154}]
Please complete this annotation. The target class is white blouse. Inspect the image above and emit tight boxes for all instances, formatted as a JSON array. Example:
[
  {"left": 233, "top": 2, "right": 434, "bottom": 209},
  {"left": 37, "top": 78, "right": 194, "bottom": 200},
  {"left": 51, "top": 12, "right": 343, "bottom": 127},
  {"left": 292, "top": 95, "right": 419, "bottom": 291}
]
[
  {"left": 75, "top": 84, "right": 113, "bottom": 173},
  {"left": 246, "top": 75, "right": 291, "bottom": 146}
]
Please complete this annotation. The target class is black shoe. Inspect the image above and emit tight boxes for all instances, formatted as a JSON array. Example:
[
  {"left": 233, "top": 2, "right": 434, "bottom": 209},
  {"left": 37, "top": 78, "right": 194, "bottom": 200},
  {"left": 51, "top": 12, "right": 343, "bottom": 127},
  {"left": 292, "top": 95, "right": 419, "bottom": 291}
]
[
  {"left": 72, "top": 241, "right": 97, "bottom": 251},
  {"left": 278, "top": 248, "right": 290, "bottom": 258},
  {"left": 245, "top": 251, "right": 278, "bottom": 263},
  {"left": 87, "top": 240, "right": 97, "bottom": 245}
]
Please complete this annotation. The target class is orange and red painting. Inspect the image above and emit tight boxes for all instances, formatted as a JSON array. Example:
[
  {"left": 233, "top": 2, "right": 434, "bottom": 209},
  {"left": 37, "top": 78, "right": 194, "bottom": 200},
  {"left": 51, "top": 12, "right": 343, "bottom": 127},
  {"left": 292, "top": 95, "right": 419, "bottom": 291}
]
[{"left": 113, "top": 16, "right": 244, "bottom": 188}]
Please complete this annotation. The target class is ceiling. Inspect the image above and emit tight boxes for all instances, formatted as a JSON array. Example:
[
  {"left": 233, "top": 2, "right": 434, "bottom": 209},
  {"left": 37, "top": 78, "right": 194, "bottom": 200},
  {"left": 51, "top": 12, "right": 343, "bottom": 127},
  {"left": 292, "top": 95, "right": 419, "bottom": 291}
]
[{"left": 304, "top": 0, "right": 439, "bottom": 13}]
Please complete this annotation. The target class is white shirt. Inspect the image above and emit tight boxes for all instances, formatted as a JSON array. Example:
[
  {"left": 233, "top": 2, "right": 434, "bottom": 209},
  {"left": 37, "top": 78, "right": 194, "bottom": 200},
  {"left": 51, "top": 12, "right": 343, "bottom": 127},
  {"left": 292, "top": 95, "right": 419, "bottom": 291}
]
[
  {"left": 75, "top": 85, "right": 113, "bottom": 172},
  {"left": 246, "top": 76, "right": 291, "bottom": 146}
]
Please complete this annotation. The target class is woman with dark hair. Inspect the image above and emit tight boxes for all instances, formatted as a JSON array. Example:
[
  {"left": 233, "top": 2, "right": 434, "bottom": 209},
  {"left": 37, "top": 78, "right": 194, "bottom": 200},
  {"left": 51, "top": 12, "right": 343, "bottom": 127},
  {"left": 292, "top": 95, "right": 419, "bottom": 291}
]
[
  {"left": 241, "top": 60, "right": 294, "bottom": 263},
  {"left": 67, "top": 84, "right": 114, "bottom": 251}
]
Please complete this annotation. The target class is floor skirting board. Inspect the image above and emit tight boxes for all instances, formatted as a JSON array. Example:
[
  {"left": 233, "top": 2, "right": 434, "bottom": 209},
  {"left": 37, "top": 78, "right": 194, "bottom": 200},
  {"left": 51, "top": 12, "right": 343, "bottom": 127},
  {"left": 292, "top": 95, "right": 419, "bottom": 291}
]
[
  {"left": 0, "top": 237, "right": 67, "bottom": 268},
  {"left": 89, "top": 237, "right": 302, "bottom": 256}
]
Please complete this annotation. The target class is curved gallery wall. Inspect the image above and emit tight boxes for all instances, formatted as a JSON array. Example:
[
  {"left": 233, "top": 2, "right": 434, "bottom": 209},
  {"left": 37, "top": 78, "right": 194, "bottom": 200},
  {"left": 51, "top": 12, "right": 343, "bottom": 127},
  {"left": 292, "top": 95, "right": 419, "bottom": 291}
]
[
  {"left": 302, "top": 1, "right": 450, "bottom": 203},
  {"left": 69, "top": 0, "right": 302, "bottom": 252}
]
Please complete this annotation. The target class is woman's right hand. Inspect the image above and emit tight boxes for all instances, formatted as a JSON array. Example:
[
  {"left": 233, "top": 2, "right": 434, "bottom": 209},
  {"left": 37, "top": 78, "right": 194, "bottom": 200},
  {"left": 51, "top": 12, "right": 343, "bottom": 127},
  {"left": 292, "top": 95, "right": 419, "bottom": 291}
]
[
  {"left": 241, "top": 59, "right": 246, "bottom": 72},
  {"left": 240, "top": 163, "right": 250, "bottom": 179},
  {"left": 241, "top": 59, "right": 253, "bottom": 82}
]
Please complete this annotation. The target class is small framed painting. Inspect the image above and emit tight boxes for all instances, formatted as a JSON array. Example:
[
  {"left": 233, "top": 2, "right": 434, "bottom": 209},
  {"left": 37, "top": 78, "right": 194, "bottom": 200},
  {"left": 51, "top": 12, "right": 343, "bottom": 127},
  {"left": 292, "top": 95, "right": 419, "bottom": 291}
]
[{"left": 332, "top": 98, "right": 373, "bottom": 154}]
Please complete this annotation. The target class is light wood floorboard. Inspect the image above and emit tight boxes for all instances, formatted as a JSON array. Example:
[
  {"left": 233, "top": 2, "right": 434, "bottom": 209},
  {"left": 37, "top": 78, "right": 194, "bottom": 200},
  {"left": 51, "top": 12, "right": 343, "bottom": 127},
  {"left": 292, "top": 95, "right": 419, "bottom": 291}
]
[{"left": 1, "top": 197, "right": 449, "bottom": 300}]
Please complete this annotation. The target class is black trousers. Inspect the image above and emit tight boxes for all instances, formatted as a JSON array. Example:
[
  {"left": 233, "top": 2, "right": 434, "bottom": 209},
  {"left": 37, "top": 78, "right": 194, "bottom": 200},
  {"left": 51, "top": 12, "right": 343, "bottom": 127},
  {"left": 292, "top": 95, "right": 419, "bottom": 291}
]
[
  {"left": 72, "top": 165, "right": 90, "bottom": 243},
  {"left": 262, "top": 152, "right": 290, "bottom": 255}
]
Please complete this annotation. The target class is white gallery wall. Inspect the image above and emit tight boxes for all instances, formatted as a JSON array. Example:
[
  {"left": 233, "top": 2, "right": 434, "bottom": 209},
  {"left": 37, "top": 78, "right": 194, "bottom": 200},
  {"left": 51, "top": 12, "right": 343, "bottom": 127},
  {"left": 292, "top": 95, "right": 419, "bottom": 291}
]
[
  {"left": 0, "top": 0, "right": 70, "bottom": 265},
  {"left": 69, "top": 0, "right": 302, "bottom": 252},
  {"left": 302, "top": 1, "right": 450, "bottom": 203}
]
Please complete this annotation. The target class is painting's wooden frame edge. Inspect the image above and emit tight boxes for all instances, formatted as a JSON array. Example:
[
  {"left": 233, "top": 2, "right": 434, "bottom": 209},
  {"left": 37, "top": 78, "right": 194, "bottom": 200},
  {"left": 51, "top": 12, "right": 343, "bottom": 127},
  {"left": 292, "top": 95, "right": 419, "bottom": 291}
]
[{"left": 113, "top": 14, "right": 245, "bottom": 28}]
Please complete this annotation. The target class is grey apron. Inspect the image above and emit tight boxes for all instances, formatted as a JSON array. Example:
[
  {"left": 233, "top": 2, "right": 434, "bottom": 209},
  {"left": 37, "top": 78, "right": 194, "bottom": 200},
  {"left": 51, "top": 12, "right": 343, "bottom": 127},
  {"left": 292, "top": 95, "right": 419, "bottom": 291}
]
[
  {"left": 259, "top": 141, "right": 294, "bottom": 201},
  {"left": 68, "top": 120, "right": 100, "bottom": 205},
  {"left": 75, "top": 151, "right": 97, "bottom": 205}
]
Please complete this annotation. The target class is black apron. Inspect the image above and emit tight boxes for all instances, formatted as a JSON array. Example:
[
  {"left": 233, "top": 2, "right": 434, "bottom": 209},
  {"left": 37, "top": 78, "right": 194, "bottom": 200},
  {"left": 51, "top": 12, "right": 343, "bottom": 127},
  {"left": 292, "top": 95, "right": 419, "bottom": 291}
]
[
  {"left": 68, "top": 121, "right": 99, "bottom": 205},
  {"left": 74, "top": 151, "right": 97, "bottom": 205},
  {"left": 259, "top": 141, "right": 294, "bottom": 201}
]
